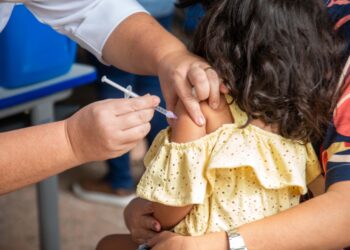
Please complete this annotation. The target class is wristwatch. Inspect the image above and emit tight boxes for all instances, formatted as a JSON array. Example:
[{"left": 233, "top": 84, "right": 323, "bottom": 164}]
[{"left": 227, "top": 229, "right": 248, "bottom": 250}]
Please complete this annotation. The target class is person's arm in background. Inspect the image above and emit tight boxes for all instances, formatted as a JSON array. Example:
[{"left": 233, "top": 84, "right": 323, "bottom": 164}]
[
  {"left": 129, "top": 176, "right": 347, "bottom": 250},
  {"left": 124, "top": 181, "right": 350, "bottom": 250},
  {"left": 0, "top": 96, "right": 159, "bottom": 194},
  {"left": 25, "top": 0, "right": 222, "bottom": 127},
  {"left": 149, "top": 177, "right": 348, "bottom": 250}
]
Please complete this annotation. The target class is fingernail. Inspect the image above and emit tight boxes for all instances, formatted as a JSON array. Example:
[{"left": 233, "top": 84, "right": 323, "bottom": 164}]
[
  {"left": 153, "top": 222, "right": 159, "bottom": 231},
  {"left": 197, "top": 116, "right": 206, "bottom": 126},
  {"left": 152, "top": 96, "right": 160, "bottom": 106}
]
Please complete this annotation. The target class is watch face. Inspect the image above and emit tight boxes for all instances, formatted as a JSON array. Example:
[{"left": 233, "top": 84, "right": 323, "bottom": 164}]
[{"left": 228, "top": 233, "right": 247, "bottom": 250}]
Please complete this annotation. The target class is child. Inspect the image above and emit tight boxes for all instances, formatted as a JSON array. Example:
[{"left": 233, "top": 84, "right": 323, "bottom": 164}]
[{"left": 97, "top": 0, "right": 345, "bottom": 249}]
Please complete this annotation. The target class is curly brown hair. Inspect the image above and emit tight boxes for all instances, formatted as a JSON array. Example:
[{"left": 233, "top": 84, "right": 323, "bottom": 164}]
[{"left": 178, "top": 0, "right": 346, "bottom": 142}]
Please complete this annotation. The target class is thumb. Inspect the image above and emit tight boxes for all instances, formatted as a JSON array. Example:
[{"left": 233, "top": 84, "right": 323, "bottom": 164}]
[
  {"left": 147, "top": 231, "right": 173, "bottom": 248},
  {"left": 146, "top": 233, "right": 161, "bottom": 248}
]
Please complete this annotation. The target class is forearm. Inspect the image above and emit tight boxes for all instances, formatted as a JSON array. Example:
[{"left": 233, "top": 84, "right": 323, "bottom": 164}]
[
  {"left": 195, "top": 182, "right": 350, "bottom": 250},
  {"left": 240, "top": 186, "right": 350, "bottom": 250},
  {"left": 0, "top": 121, "right": 80, "bottom": 194},
  {"left": 152, "top": 202, "right": 193, "bottom": 230},
  {"left": 102, "top": 13, "right": 187, "bottom": 75}
]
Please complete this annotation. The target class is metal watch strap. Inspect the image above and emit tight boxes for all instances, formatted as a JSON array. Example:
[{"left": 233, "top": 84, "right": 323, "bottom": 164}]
[{"left": 227, "top": 230, "right": 248, "bottom": 250}]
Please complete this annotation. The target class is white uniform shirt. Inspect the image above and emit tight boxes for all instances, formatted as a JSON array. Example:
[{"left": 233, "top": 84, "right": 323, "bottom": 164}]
[{"left": 0, "top": 0, "right": 147, "bottom": 62}]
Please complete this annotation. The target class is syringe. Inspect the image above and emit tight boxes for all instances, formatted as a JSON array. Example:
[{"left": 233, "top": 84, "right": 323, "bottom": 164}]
[{"left": 101, "top": 76, "right": 177, "bottom": 119}]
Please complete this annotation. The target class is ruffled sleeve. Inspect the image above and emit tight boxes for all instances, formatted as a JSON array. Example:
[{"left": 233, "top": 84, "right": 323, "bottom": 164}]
[
  {"left": 137, "top": 128, "right": 215, "bottom": 206},
  {"left": 305, "top": 143, "right": 322, "bottom": 184},
  {"left": 205, "top": 126, "right": 321, "bottom": 195}
]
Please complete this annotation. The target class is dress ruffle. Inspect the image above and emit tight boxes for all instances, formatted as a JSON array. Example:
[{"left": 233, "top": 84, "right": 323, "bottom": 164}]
[
  {"left": 137, "top": 124, "right": 320, "bottom": 206},
  {"left": 138, "top": 128, "right": 214, "bottom": 206}
]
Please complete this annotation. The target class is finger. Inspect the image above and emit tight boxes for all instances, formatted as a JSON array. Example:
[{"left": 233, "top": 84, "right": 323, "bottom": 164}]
[
  {"left": 108, "top": 95, "right": 160, "bottom": 116},
  {"left": 117, "top": 108, "right": 155, "bottom": 131},
  {"left": 168, "top": 64, "right": 206, "bottom": 126},
  {"left": 140, "top": 215, "right": 161, "bottom": 232},
  {"left": 147, "top": 231, "right": 171, "bottom": 248},
  {"left": 118, "top": 123, "right": 151, "bottom": 144},
  {"left": 188, "top": 66, "right": 210, "bottom": 101},
  {"left": 182, "top": 96, "right": 206, "bottom": 126},
  {"left": 220, "top": 82, "right": 229, "bottom": 94},
  {"left": 173, "top": 78, "right": 206, "bottom": 126},
  {"left": 146, "top": 233, "right": 161, "bottom": 247},
  {"left": 110, "top": 140, "right": 139, "bottom": 158},
  {"left": 205, "top": 67, "right": 221, "bottom": 109},
  {"left": 134, "top": 230, "right": 158, "bottom": 244}
]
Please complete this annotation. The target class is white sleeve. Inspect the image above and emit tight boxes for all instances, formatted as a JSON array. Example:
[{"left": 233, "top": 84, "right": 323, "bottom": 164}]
[{"left": 25, "top": 0, "right": 148, "bottom": 63}]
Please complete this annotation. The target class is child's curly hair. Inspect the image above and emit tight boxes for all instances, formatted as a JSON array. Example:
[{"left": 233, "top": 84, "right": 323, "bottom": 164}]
[{"left": 178, "top": 0, "right": 346, "bottom": 142}]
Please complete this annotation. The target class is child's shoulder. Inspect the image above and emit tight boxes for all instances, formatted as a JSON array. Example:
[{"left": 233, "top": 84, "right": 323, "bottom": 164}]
[
  {"left": 170, "top": 95, "right": 233, "bottom": 143},
  {"left": 202, "top": 95, "right": 234, "bottom": 133}
]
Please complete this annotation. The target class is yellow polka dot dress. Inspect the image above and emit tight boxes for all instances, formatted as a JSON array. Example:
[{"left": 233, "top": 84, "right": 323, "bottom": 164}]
[{"left": 137, "top": 96, "right": 321, "bottom": 236}]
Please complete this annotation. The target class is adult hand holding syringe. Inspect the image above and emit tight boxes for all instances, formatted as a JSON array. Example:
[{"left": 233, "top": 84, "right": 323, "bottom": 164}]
[{"left": 101, "top": 76, "right": 177, "bottom": 119}]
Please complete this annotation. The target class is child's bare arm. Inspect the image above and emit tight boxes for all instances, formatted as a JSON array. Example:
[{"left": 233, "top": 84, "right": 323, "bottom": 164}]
[
  {"left": 152, "top": 203, "right": 193, "bottom": 230},
  {"left": 151, "top": 100, "right": 207, "bottom": 229}
]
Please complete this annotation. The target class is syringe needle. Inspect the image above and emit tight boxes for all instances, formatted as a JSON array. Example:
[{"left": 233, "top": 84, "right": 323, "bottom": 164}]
[{"left": 155, "top": 106, "right": 177, "bottom": 119}]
